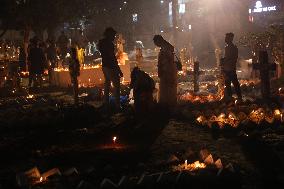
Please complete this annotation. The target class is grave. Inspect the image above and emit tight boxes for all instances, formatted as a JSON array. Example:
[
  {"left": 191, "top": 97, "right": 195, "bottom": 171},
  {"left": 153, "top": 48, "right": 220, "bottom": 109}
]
[{"left": 253, "top": 51, "right": 276, "bottom": 99}]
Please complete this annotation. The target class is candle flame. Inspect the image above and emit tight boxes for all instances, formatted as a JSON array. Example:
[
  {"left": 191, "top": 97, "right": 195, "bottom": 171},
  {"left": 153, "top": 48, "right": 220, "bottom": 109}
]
[
  {"left": 274, "top": 109, "right": 281, "bottom": 116},
  {"left": 27, "top": 94, "right": 34, "bottom": 99},
  {"left": 196, "top": 116, "right": 203, "bottom": 123},
  {"left": 113, "top": 136, "right": 117, "bottom": 143}
]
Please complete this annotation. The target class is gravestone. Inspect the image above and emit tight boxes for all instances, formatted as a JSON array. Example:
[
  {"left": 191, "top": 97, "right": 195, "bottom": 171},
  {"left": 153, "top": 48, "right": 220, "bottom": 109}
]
[{"left": 253, "top": 51, "right": 276, "bottom": 99}]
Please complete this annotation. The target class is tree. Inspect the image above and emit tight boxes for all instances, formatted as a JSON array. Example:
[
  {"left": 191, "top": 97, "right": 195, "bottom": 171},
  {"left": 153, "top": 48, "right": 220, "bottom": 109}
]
[
  {"left": 239, "top": 25, "right": 284, "bottom": 80},
  {"left": 0, "top": 0, "right": 97, "bottom": 69}
]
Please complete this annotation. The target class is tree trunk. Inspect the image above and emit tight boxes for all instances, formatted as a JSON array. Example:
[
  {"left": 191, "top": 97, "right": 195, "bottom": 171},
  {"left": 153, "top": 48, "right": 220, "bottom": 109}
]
[
  {"left": 47, "top": 28, "right": 56, "bottom": 43},
  {"left": 23, "top": 25, "right": 31, "bottom": 72},
  {"left": 280, "top": 53, "right": 284, "bottom": 80},
  {"left": 172, "top": 0, "right": 178, "bottom": 47}
]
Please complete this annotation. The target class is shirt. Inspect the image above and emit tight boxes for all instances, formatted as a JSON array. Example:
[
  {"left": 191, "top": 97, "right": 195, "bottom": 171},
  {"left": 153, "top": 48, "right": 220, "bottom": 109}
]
[
  {"left": 98, "top": 38, "right": 119, "bottom": 70},
  {"left": 223, "top": 43, "right": 238, "bottom": 72}
]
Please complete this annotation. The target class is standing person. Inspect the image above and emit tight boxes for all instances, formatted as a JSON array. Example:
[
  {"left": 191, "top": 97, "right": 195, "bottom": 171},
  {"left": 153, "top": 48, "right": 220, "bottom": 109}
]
[
  {"left": 69, "top": 48, "right": 80, "bottom": 105},
  {"left": 18, "top": 46, "right": 26, "bottom": 72},
  {"left": 46, "top": 42, "right": 57, "bottom": 85},
  {"left": 57, "top": 31, "right": 69, "bottom": 59},
  {"left": 28, "top": 38, "right": 46, "bottom": 88},
  {"left": 98, "top": 27, "right": 123, "bottom": 112},
  {"left": 220, "top": 32, "right": 242, "bottom": 101},
  {"left": 153, "top": 35, "right": 177, "bottom": 111}
]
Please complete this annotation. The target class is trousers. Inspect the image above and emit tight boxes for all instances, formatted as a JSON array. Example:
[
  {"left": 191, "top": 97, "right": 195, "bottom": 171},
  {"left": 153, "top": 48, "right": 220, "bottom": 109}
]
[{"left": 102, "top": 67, "right": 120, "bottom": 108}]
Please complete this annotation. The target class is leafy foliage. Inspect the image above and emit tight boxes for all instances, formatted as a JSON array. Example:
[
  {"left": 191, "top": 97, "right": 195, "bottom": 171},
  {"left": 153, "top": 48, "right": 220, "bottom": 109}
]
[
  {"left": 239, "top": 25, "right": 284, "bottom": 64},
  {"left": 0, "top": 0, "right": 97, "bottom": 32}
]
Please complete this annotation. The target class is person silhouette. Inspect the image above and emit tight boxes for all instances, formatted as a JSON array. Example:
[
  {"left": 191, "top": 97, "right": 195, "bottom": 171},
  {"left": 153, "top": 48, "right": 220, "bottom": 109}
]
[
  {"left": 221, "top": 32, "right": 242, "bottom": 101},
  {"left": 98, "top": 27, "right": 123, "bottom": 112},
  {"left": 153, "top": 35, "right": 177, "bottom": 111}
]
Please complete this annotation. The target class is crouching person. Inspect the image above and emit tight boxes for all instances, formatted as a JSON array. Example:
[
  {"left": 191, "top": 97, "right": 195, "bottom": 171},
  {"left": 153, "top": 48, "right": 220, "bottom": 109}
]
[{"left": 130, "top": 67, "right": 156, "bottom": 117}]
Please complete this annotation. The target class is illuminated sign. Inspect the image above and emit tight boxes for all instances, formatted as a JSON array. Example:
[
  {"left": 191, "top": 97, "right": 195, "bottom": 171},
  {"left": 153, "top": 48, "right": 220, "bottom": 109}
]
[
  {"left": 169, "top": 2, "right": 172, "bottom": 16},
  {"left": 179, "top": 4, "right": 185, "bottom": 14},
  {"left": 132, "top": 14, "right": 138, "bottom": 22},
  {"left": 249, "top": 1, "right": 277, "bottom": 14}
]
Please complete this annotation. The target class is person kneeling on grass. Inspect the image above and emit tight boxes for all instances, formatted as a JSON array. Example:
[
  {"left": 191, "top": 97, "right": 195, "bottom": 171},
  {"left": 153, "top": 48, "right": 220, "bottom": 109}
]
[{"left": 130, "top": 67, "right": 156, "bottom": 117}]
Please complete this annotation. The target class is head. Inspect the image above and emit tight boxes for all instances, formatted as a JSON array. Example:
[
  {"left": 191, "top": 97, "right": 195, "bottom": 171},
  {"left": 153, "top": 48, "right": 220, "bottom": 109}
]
[
  {"left": 153, "top": 35, "right": 164, "bottom": 47},
  {"left": 225, "top": 33, "right": 234, "bottom": 44},
  {"left": 30, "top": 37, "right": 39, "bottom": 47},
  {"left": 103, "top": 27, "right": 117, "bottom": 41}
]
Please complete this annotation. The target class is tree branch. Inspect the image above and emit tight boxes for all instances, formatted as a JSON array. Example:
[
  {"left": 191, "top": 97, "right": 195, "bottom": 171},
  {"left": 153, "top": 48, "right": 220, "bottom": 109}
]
[{"left": 0, "top": 29, "right": 8, "bottom": 38}]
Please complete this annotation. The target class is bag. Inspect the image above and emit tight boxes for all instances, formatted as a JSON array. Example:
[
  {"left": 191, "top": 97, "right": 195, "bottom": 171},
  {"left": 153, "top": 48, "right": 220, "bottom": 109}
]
[{"left": 174, "top": 53, "right": 182, "bottom": 71}]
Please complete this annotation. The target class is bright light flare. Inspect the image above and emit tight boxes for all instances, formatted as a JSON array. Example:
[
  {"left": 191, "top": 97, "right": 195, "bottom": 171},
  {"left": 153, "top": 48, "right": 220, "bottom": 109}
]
[{"left": 113, "top": 136, "right": 117, "bottom": 143}]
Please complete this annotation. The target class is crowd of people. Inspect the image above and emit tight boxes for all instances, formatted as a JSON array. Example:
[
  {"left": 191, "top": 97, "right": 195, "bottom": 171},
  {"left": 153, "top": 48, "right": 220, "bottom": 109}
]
[
  {"left": 96, "top": 27, "right": 242, "bottom": 116},
  {"left": 1, "top": 27, "right": 242, "bottom": 116},
  {"left": 0, "top": 31, "right": 100, "bottom": 88}
]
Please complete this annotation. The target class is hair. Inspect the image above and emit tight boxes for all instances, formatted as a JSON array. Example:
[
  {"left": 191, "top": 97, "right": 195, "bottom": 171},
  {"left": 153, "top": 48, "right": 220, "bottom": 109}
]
[
  {"left": 226, "top": 32, "right": 234, "bottom": 38},
  {"left": 153, "top": 35, "right": 164, "bottom": 42},
  {"left": 104, "top": 27, "right": 117, "bottom": 37}
]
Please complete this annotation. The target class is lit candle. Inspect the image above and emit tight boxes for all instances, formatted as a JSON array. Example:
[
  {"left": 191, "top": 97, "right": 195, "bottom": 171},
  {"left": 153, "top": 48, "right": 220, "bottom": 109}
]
[
  {"left": 184, "top": 160, "right": 188, "bottom": 169},
  {"left": 279, "top": 88, "right": 282, "bottom": 94},
  {"left": 113, "top": 136, "right": 117, "bottom": 144}
]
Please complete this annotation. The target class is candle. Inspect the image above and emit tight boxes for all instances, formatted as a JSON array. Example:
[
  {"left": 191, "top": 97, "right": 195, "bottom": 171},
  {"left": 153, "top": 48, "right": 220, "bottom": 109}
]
[
  {"left": 184, "top": 160, "right": 188, "bottom": 169},
  {"left": 113, "top": 136, "right": 117, "bottom": 144}
]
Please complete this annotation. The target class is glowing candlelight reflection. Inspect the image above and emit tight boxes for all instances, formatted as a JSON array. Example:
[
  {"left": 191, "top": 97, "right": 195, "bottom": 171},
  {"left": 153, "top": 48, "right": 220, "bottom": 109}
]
[{"left": 113, "top": 136, "right": 117, "bottom": 143}]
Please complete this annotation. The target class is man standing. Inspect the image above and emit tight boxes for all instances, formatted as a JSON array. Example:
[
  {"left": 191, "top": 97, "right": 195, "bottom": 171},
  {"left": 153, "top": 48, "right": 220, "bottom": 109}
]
[
  {"left": 98, "top": 27, "right": 123, "bottom": 112},
  {"left": 153, "top": 35, "right": 177, "bottom": 110},
  {"left": 221, "top": 32, "right": 242, "bottom": 101},
  {"left": 28, "top": 38, "right": 46, "bottom": 88},
  {"left": 57, "top": 31, "right": 69, "bottom": 59}
]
